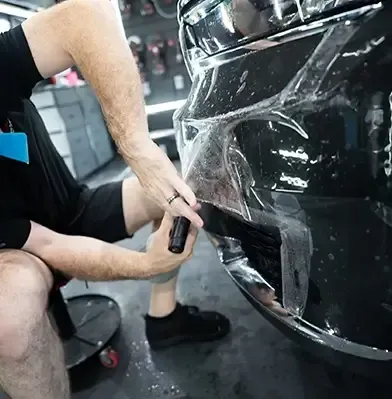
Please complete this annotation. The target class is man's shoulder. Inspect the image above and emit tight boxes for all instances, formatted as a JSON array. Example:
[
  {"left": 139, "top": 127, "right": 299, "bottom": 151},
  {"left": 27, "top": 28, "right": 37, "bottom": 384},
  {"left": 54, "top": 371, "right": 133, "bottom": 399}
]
[{"left": 0, "top": 25, "right": 43, "bottom": 107}]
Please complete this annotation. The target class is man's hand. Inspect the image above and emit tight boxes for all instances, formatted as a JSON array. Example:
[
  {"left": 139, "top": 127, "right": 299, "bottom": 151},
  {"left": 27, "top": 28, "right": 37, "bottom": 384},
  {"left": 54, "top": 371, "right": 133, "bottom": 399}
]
[
  {"left": 127, "top": 140, "right": 203, "bottom": 228},
  {"left": 145, "top": 212, "right": 198, "bottom": 272}
]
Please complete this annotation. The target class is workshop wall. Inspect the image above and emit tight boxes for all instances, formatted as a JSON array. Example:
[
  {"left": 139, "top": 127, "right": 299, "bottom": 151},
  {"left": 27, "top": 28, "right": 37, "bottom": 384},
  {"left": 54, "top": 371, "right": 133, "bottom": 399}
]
[
  {"left": 31, "top": 85, "right": 115, "bottom": 180},
  {"left": 0, "top": 1, "right": 116, "bottom": 180},
  {"left": 0, "top": 0, "right": 189, "bottom": 179},
  {"left": 120, "top": 0, "right": 191, "bottom": 131}
]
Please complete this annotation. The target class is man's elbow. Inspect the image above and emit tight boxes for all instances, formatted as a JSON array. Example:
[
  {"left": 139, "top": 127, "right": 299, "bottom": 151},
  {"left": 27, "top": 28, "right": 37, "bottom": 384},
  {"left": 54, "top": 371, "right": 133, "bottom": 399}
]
[
  {"left": 65, "top": 0, "right": 114, "bottom": 15},
  {"left": 55, "top": 0, "right": 123, "bottom": 59},
  {"left": 23, "top": 222, "right": 59, "bottom": 258},
  {"left": 61, "top": 0, "right": 118, "bottom": 31},
  {"left": 23, "top": 0, "right": 117, "bottom": 78}
]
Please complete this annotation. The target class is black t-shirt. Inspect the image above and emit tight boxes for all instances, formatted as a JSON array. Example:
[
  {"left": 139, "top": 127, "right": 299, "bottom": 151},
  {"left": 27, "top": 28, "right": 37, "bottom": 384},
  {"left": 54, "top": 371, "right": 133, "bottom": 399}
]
[{"left": 0, "top": 25, "right": 81, "bottom": 249}]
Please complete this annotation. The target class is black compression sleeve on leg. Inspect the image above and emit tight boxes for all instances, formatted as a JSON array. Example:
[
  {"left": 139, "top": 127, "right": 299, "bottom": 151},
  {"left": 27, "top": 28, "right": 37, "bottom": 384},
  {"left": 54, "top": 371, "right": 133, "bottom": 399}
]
[{"left": 0, "top": 219, "right": 32, "bottom": 249}]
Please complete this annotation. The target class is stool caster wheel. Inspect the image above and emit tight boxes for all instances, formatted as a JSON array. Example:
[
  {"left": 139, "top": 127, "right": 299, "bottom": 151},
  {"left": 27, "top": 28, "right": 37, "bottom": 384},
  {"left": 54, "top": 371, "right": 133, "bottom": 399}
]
[{"left": 99, "top": 346, "right": 119, "bottom": 368}]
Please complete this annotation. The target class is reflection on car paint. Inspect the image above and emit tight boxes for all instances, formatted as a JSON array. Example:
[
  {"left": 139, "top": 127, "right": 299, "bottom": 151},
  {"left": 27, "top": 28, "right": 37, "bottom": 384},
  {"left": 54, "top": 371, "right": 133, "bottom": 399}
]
[
  {"left": 175, "top": 0, "right": 392, "bottom": 375},
  {"left": 207, "top": 229, "right": 392, "bottom": 360}
]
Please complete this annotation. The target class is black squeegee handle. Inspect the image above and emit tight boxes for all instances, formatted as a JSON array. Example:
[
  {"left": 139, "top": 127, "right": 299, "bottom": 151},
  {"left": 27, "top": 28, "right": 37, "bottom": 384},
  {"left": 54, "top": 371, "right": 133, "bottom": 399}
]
[{"left": 168, "top": 216, "right": 191, "bottom": 254}]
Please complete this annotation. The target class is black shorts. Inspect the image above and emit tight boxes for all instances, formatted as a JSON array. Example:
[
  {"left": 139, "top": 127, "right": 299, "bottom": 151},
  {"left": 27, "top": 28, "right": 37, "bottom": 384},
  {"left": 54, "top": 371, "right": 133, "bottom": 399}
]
[
  {"left": 66, "top": 180, "right": 129, "bottom": 243},
  {"left": 52, "top": 180, "right": 130, "bottom": 288}
]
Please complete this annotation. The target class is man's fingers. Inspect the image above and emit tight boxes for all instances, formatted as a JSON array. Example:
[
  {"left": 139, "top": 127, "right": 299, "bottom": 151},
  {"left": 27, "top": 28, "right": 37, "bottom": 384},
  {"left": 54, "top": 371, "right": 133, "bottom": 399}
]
[
  {"left": 188, "top": 223, "right": 198, "bottom": 240},
  {"left": 171, "top": 197, "right": 204, "bottom": 228},
  {"left": 184, "top": 224, "right": 199, "bottom": 252},
  {"left": 159, "top": 211, "right": 175, "bottom": 232},
  {"left": 172, "top": 178, "right": 197, "bottom": 209}
]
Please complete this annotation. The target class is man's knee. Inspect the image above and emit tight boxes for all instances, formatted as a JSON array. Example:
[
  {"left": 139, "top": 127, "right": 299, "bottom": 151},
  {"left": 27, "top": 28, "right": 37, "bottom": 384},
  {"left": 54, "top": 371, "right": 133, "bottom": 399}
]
[
  {"left": 0, "top": 250, "right": 52, "bottom": 360},
  {"left": 0, "top": 250, "right": 53, "bottom": 289}
]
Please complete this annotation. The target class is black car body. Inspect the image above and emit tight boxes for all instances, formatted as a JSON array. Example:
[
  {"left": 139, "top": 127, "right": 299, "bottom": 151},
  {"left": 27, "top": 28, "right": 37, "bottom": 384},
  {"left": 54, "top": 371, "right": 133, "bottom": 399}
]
[{"left": 174, "top": 0, "right": 392, "bottom": 378}]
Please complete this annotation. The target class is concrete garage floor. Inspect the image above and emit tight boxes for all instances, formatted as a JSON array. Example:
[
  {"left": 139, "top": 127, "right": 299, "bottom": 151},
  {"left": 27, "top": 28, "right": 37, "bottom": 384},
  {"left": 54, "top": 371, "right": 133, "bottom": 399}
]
[
  {"left": 2, "top": 159, "right": 392, "bottom": 398},
  {"left": 66, "top": 222, "right": 392, "bottom": 399}
]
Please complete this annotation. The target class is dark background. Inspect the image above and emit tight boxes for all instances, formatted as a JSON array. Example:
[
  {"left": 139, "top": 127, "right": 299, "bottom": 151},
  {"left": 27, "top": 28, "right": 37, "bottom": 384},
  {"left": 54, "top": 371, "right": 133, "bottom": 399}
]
[{"left": 120, "top": 0, "right": 192, "bottom": 131}]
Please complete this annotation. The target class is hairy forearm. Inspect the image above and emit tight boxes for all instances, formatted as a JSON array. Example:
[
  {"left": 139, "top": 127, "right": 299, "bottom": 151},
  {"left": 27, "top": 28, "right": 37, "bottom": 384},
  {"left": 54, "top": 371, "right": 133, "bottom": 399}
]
[
  {"left": 42, "top": 236, "right": 152, "bottom": 281},
  {"left": 24, "top": 225, "right": 159, "bottom": 281},
  {"left": 23, "top": 0, "right": 150, "bottom": 160},
  {"left": 64, "top": 0, "right": 151, "bottom": 157}
]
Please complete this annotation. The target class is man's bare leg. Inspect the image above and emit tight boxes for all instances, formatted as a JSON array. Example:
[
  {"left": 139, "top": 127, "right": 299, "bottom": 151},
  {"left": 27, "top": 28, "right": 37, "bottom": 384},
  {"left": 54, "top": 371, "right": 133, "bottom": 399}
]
[
  {"left": 148, "top": 275, "right": 178, "bottom": 318},
  {"left": 0, "top": 250, "right": 70, "bottom": 399},
  {"left": 121, "top": 177, "right": 231, "bottom": 349},
  {"left": 122, "top": 178, "right": 178, "bottom": 317},
  {"left": 148, "top": 219, "right": 178, "bottom": 317}
]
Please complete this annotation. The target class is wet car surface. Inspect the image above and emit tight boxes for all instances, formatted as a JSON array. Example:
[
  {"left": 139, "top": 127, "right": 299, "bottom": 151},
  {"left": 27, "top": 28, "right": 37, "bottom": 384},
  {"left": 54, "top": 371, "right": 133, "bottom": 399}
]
[{"left": 174, "top": 0, "right": 392, "bottom": 378}]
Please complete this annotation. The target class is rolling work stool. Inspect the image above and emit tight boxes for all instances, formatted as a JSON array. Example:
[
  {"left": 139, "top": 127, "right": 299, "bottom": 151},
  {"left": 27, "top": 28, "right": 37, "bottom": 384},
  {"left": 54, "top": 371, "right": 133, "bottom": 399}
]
[{"left": 49, "top": 277, "right": 122, "bottom": 369}]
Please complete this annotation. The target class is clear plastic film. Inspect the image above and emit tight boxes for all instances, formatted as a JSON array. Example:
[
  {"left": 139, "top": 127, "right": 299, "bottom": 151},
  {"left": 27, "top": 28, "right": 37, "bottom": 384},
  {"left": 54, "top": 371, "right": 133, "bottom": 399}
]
[
  {"left": 176, "top": 19, "right": 361, "bottom": 199},
  {"left": 174, "top": 0, "right": 392, "bottom": 357},
  {"left": 174, "top": 18, "right": 364, "bottom": 317}
]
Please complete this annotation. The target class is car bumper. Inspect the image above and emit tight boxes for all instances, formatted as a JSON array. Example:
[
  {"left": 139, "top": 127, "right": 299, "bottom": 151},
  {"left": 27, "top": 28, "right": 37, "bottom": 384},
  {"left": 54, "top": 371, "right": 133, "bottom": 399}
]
[{"left": 205, "top": 227, "right": 392, "bottom": 378}]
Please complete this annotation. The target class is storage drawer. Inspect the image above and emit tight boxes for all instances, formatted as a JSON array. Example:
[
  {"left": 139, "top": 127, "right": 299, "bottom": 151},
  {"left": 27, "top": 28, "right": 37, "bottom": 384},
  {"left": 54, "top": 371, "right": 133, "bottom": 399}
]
[
  {"left": 77, "top": 86, "right": 103, "bottom": 116},
  {"left": 88, "top": 116, "right": 107, "bottom": 131},
  {"left": 82, "top": 94, "right": 102, "bottom": 114},
  {"left": 39, "top": 108, "right": 66, "bottom": 134},
  {"left": 85, "top": 124, "right": 113, "bottom": 165},
  {"left": 72, "top": 150, "right": 98, "bottom": 179},
  {"left": 50, "top": 132, "right": 71, "bottom": 157},
  {"left": 86, "top": 120, "right": 110, "bottom": 147},
  {"left": 85, "top": 123, "right": 107, "bottom": 146},
  {"left": 53, "top": 88, "right": 79, "bottom": 106},
  {"left": 77, "top": 86, "right": 96, "bottom": 107},
  {"left": 94, "top": 140, "right": 114, "bottom": 166},
  {"left": 67, "top": 128, "right": 92, "bottom": 153},
  {"left": 84, "top": 103, "right": 104, "bottom": 120},
  {"left": 31, "top": 91, "right": 55, "bottom": 109},
  {"left": 58, "top": 105, "right": 84, "bottom": 129}
]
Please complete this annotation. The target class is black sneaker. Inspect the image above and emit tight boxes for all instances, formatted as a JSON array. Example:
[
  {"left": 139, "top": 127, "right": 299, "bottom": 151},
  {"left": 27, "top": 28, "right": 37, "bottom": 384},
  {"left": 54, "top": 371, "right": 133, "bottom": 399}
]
[{"left": 145, "top": 303, "right": 231, "bottom": 350}]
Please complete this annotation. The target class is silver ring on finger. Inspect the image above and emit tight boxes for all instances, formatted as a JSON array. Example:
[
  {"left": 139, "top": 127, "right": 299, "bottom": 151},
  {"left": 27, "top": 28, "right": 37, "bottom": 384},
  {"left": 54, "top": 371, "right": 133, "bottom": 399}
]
[{"left": 167, "top": 192, "right": 180, "bottom": 205}]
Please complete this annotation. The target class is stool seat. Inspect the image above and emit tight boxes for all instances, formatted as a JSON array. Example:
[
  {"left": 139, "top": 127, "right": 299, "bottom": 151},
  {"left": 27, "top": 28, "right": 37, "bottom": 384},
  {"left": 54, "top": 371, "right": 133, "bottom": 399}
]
[{"left": 49, "top": 283, "right": 121, "bottom": 369}]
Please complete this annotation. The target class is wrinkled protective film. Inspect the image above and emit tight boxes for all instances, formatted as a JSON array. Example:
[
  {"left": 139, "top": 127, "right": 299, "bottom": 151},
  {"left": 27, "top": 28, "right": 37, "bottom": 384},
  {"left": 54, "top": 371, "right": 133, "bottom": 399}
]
[{"left": 174, "top": 0, "right": 392, "bottom": 358}]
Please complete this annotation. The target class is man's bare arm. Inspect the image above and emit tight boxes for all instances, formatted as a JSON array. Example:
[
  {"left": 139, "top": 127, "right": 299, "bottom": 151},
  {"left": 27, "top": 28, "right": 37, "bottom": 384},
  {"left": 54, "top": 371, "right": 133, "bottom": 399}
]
[
  {"left": 24, "top": 222, "right": 153, "bottom": 281},
  {"left": 23, "top": 220, "right": 196, "bottom": 281},
  {"left": 22, "top": 0, "right": 150, "bottom": 155},
  {"left": 21, "top": 0, "right": 204, "bottom": 227}
]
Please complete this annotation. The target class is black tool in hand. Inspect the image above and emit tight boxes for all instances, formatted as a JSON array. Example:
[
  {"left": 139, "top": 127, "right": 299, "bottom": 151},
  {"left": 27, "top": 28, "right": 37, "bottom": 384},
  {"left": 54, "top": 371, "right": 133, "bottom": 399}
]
[{"left": 168, "top": 216, "right": 191, "bottom": 253}]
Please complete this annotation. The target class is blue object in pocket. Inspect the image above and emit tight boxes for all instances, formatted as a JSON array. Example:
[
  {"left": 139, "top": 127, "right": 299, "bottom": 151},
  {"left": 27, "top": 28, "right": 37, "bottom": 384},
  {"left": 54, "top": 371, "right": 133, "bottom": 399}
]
[{"left": 0, "top": 133, "right": 29, "bottom": 164}]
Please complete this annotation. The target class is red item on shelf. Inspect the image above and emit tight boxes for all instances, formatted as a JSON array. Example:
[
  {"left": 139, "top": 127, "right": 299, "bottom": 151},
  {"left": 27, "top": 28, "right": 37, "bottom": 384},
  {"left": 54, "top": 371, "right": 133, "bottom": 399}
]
[{"left": 66, "top": 71, "right": 79, "bottom": 86}]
